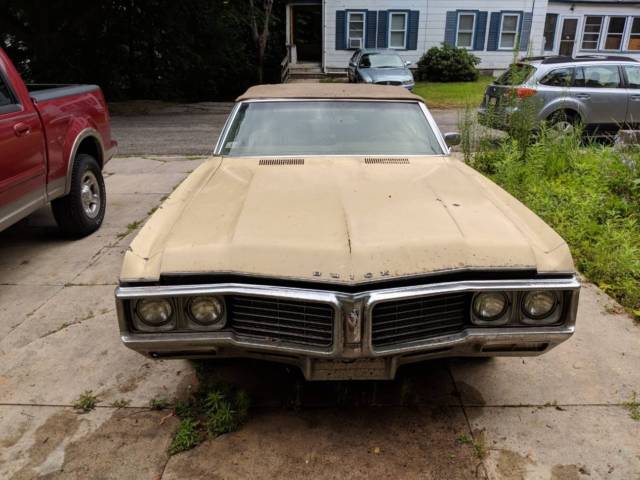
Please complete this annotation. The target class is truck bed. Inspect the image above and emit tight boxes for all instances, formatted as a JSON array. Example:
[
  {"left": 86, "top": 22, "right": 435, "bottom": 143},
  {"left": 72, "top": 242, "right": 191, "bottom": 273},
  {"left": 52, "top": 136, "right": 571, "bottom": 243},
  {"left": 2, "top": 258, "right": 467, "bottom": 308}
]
[{"left": 27, "top": 84, "right": 100, "bottom": 102}]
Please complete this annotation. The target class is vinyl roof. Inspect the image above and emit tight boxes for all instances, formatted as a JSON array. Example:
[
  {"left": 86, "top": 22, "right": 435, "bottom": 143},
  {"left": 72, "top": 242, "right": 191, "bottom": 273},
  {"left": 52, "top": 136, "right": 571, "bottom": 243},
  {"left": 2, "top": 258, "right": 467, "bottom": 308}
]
[{"left": 236, "top": 84, "right": 424, "bottom": 102}]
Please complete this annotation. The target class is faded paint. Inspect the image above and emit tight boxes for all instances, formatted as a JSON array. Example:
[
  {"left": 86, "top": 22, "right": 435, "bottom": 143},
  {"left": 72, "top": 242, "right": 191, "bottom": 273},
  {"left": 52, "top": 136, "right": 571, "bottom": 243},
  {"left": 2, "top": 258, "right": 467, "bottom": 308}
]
[{"left": 120, "top": 154, "right": 573, "bottom": 283}]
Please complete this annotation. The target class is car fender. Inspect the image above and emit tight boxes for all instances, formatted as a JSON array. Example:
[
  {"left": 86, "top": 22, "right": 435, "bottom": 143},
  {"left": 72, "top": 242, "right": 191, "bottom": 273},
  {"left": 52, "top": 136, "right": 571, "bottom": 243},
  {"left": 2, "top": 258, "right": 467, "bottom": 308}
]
[
  {"left": 539, "top": 96, "right": 584, "bottom": 123},
  {"left": 60, "top": 122, "right": 106, "bottom": 197}
]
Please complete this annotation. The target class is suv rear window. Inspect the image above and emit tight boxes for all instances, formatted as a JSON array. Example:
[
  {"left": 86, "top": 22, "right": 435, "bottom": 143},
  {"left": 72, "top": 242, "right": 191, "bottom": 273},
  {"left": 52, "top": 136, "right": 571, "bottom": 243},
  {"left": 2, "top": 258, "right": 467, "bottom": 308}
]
[
  {"left": 540, "top": 67, "right": 574, "bottom": 87},
  {"left": 494, "top": 64, "right": 536, "bottom": 85}
]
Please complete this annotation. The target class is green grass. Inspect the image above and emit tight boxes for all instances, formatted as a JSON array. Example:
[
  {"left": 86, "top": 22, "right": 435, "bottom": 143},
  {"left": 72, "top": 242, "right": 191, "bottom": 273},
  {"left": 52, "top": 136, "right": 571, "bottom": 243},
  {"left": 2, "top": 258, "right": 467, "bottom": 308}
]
[
  {"left": 413, "top": 76, "right": 493, "bottom": 109},
  {"left": 469, "top": 127, "right": 640, "bottom": 317}
]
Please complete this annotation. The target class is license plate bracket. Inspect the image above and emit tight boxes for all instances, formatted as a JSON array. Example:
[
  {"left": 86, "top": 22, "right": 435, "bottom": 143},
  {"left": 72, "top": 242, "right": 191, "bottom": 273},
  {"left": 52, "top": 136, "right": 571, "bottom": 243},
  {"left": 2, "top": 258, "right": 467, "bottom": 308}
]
[{"left": 311, "top": 358, "right": 390, "bottom": 381}]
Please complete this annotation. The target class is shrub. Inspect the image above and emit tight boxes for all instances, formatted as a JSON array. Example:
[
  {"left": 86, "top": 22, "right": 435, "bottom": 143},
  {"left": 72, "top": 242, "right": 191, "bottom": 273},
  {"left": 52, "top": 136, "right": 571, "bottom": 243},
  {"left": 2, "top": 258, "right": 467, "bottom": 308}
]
[{"left": 416, "top": 44, "right": 480, "bottom": 82}]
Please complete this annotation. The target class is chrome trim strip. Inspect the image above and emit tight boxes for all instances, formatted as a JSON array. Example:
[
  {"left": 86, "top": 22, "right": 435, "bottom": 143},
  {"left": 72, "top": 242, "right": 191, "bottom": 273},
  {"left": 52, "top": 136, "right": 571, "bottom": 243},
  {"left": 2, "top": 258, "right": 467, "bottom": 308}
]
[
  {"left": 116, "top": 276, "right": 580, "bottom": 360},
  {"left": 64, "top": 128, "right": 106, "bottom": 195},
  {"left": 0, "top": 187, "right": 46, "bottom": 232}
]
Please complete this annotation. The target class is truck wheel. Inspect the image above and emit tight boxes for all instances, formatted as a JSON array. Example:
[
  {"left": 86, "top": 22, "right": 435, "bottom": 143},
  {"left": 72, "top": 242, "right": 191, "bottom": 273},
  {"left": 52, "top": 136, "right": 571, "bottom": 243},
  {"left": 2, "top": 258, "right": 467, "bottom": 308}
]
[{"left": 52, "top": 153, "right": 106, "bottom": 237}]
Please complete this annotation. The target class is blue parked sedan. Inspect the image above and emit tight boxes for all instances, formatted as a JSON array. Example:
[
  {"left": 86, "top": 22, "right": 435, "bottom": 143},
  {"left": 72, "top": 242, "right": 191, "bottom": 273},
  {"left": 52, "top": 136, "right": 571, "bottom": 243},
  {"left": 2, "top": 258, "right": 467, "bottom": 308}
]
[{"left": 347, "top": 49, "right": 415, "bottom": 90}]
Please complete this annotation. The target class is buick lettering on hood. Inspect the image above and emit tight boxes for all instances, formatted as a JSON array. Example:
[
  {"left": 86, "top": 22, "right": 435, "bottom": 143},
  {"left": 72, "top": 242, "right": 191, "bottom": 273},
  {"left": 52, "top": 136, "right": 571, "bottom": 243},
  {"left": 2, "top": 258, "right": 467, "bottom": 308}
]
[{"left": 115, "top": 84, "right": 580, "bottom": 381}]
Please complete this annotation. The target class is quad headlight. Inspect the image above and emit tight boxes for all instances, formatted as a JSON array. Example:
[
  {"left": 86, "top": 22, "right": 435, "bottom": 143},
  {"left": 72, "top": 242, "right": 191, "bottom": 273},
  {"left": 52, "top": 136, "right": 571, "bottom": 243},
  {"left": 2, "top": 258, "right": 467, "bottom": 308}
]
[
  {"left": 187, "top": 296, "right": 225, "bottom": 329},
  {"left": 472, "top": 292, "right": 509, "bottom": 325},
  {"left": 521, "top": 291, "right": 560, "bottom": 324},
  {"left": 134, "top": 298, "right": 175, "bottom": 331}
]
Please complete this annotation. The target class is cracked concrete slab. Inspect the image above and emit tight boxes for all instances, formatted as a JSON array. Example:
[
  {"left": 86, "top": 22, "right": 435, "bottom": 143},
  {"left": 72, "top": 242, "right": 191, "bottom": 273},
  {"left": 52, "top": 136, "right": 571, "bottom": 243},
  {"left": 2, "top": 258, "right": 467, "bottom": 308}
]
[
  {"left": 467, "top": 405, "right": 640, "bottom": 480},
  {"left": 0, "top": 406, "right": 179, "bottom": 480},
  {"left": 105, "top": 172, "right": 189, "bottom": 195},
  {"left": 0, "top": 152, "right": 638, "bottom": 479},
  {"left": 162, "top": 407, "right": 482, "bottom": 480}
]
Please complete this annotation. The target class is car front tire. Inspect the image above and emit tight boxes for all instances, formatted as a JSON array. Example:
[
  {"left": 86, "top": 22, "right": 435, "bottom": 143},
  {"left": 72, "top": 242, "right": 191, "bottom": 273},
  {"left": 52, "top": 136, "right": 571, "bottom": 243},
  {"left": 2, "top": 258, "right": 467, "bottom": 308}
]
[{"left": 52, "top": 153, "right": 106, "bottom": 238}]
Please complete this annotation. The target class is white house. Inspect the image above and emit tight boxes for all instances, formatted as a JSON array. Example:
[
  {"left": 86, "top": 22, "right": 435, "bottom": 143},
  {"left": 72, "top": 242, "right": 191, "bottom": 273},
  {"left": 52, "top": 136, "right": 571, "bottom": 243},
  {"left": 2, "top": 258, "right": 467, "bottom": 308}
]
[{"left": 284, "top": 0, "right": 640, "bottom": 75}]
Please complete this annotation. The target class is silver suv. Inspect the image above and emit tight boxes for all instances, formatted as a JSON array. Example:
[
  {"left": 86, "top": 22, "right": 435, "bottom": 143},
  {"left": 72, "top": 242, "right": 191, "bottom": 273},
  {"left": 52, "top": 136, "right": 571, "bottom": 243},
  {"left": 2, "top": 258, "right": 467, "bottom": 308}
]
[{"left": 478, "top": 55, "right": 640, "bottom": 135}]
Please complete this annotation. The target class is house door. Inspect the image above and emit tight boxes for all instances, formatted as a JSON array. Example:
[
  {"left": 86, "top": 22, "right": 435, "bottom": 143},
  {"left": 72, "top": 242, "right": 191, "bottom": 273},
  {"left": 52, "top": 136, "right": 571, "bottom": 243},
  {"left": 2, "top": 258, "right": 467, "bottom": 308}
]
[
  {"left": 559, "top": 18, "right": 578, "bottom": 56},
  {"left": 291, "top": 5, "right": 322, "bottom": 63}
]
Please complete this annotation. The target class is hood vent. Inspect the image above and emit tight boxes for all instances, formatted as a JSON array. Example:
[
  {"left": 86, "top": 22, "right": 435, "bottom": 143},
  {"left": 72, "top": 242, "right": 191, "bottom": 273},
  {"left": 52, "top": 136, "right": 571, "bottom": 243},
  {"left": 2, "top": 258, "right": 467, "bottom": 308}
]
[
  {"left": 364, "top": 157, "right": 410, "bottom": 165},
  {"left": 259, "top": 158, "right": 304, "bottom": 166}
]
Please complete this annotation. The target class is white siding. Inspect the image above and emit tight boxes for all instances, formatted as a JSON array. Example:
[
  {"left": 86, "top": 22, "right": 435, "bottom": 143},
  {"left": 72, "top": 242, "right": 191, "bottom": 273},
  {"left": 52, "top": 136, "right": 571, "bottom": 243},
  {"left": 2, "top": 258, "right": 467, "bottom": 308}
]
[
  {"left": 423, "top": 0, "right": 547, "bottom": 70},
  {"left": 546, "top": 2, "right": 640, "bottom": 60},
  {"left": 324, "top": 0, "right": 428, "bottom": 71},
  {"left": 319, "top": 1, "right": 640, "bottom": 72}
]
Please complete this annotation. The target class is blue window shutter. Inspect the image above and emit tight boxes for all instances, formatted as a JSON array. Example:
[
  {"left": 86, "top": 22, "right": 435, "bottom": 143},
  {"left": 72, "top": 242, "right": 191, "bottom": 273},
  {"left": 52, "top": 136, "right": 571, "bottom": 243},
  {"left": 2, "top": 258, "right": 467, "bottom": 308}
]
[
  {"left": 444, "top": 11, "right": 457, "bottom": 46},
  {"left": 519, "top": 12, "right": 533, "bottom": 51},
  {"left": 336, "top": 10, "right": 346, "bottom": 50},
  {"left": 474, "top": 11, "right": 488, "bottom": 50},
  {"left": 545, "top": 14, "right": 558, "bottom": 50},
  {"left": 487, "top": 12, "right": 501, "bottom": 51},
  {"left": 407, "top": 11, "right": 420, "bottom": 50},
  {"left": 366, "top": 11, "right": 378, "bottom": 48},
  {"left": 377, "top": 11, "right": 388, "bottom": 48}
]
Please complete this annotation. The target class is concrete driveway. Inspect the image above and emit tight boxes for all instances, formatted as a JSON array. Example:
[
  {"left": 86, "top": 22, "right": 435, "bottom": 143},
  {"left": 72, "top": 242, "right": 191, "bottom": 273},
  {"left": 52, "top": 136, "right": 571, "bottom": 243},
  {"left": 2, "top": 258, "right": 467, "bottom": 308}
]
[{"left": 0, "top": 106, "right": 639, "bottom": 479}]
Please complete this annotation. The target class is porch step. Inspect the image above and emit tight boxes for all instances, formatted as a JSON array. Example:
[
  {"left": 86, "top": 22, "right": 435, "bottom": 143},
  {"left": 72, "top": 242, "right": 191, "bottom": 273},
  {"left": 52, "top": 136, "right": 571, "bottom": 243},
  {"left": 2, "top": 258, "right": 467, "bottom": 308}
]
[{"left": 289, "top": 63, "right": 323, "bottom": 75}]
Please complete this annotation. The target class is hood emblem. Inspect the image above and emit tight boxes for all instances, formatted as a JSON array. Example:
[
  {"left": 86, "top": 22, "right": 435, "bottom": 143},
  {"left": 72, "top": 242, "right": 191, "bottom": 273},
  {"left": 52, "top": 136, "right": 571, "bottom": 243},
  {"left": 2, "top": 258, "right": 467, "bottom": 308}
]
[{"left": 345, "top": 307, "right": 362, "bottom": 344}]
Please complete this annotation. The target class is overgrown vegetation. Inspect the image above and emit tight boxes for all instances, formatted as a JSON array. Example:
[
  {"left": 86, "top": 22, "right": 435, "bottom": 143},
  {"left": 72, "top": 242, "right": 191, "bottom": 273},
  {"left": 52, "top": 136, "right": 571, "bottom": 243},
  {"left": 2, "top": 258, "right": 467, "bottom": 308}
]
[
  {"left": 456, "top": 433, "right": 487, "bottom": 459},
  {"left": 73, "top": 390, "right": 98, "bottom": 413},
  {"left": 416, "top": 44, "right": 480, "bottom": 82},
  {"left": 624, "top": 392, "right": 640, "bottom": 421},
  {"left": 149, "top": 397, "right": 171, "bottom": 410},
  {"left": 168, "top": 365, "right": 250, "bottom": 455},
  {"left": 462, "top": 94, "right": 640, "bottom": 317}
]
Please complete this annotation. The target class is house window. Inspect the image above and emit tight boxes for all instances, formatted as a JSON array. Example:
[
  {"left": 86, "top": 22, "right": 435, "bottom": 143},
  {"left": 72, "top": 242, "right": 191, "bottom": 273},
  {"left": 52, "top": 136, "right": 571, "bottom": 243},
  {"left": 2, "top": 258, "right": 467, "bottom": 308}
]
[
  {"left": 627, "top": 17, "right": 640, "bottom": 51},
  {"left": 581, "top": 16, "right": 603, "bottom": 50},
  {"left": 543, "top": 14, "right": 557, "bottom": 51},
  {"left": 347, "top": 12, "right": 365, "bottom": 48},
  {"left": 389, "top": 12, "right": 408, "bottom": 49},
  {"left": 499, "top": 14, "right": 520, "bottom": 50},
  {"left": 456, "top": 13, "right": 476, "bottom": 49},
  {"left": 604, "top": 16, "right": 626, "bottom": 50}
]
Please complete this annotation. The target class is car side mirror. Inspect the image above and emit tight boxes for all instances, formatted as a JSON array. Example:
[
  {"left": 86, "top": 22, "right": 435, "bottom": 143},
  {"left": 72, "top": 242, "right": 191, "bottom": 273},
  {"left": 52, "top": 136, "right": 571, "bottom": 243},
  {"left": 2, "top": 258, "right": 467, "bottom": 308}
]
[
  {"left": 444, "top": 132, "right": 461, "bottom": 147},
  {"left": 405, "top": 61, "right": 412, "bottom": 67},
  {"left": 349, "top": 61, "right": 356, "bottom": 68}
]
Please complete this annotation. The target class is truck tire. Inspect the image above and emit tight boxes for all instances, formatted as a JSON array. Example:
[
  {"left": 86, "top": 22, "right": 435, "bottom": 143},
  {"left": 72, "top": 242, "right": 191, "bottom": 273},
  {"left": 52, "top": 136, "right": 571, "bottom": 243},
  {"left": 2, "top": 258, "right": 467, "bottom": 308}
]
[{"left": 51, "top": 153, "right": 106, "bottom": 237}]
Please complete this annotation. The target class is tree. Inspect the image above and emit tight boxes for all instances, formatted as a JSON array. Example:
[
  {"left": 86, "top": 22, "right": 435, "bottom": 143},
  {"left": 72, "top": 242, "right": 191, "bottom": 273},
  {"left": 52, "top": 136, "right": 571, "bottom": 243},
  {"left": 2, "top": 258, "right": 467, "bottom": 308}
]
[{"left": 248, "top": 0, "right": 274, "bottom": 84}]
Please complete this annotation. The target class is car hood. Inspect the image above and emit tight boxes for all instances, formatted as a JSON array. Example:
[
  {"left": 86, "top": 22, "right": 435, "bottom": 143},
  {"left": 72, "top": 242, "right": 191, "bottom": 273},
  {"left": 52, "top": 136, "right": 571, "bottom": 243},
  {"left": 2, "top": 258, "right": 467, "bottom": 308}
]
[
  {"left": 361, "top": 67, "right": 413, "bottom": 83},
  {"left": 121, "top": 156, "right": 574, "bottom": 284}
]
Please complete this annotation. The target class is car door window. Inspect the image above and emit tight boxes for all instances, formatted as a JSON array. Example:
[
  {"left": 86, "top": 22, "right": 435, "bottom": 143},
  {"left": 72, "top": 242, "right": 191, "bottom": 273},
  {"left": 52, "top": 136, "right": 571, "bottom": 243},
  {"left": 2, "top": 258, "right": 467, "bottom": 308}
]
[
  {"left": 624, "top": 65, "right": 640, "bottom": 88},
  {"left": 0, "top": 75, "right": 16, "bottom": 109},
  {"left": 581, "top": 65, "right": 621, "bottom": 88},
  {"left": 539, "top": 67, "right": 574, "bottom": 87}
]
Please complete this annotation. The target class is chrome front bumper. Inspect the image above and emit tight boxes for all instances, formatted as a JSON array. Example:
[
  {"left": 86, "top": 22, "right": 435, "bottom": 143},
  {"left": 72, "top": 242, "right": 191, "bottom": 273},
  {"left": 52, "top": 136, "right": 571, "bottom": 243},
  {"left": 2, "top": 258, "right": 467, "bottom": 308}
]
[{"left": 116, "top": 276, "right": 580, "bottom": 380}]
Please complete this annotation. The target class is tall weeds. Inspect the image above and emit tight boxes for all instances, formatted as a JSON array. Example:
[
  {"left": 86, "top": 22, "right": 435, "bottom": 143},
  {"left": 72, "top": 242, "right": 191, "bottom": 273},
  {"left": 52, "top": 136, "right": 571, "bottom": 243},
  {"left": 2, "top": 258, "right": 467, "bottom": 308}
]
[{"left": 463, "top": 81, "right": 640, "bottom": 316}]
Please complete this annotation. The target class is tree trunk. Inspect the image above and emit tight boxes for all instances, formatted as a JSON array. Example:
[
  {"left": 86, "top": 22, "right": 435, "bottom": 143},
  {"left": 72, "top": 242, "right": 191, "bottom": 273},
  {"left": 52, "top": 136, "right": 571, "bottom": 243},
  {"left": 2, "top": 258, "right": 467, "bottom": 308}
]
[{"left": 248, "top": 0, "right": 274, "bottom": 84}]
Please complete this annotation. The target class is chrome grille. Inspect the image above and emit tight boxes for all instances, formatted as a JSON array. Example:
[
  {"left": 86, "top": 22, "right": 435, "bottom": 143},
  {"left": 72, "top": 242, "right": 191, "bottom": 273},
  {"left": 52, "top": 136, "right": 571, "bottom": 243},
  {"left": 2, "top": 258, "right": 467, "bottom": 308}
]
[
  {"left": 228, "top": 296, "right": 334, "bottom": 348},
  {"left": 371, "top": 293, "right": 469, "bottom": 347}
]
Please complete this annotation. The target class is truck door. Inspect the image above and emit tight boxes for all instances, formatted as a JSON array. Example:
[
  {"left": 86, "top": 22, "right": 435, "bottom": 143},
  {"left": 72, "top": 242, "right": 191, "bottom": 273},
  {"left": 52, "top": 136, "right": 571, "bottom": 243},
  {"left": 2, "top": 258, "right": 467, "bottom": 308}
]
[{"left": 0, "top": 72, "right": 46, "bottom": 226}]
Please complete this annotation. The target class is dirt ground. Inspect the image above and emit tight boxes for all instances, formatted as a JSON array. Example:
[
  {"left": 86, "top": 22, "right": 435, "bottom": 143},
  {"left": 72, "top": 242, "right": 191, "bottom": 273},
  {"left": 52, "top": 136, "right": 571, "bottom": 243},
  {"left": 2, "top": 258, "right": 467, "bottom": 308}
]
[{"left": 0, "top": 104, "right": 639, "bottom": 479}]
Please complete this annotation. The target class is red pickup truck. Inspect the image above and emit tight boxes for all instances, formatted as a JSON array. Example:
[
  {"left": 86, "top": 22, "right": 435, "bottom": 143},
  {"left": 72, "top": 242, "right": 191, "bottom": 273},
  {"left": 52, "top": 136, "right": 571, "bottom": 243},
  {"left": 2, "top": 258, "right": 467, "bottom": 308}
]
[{"left": 0, "top": 48, "right": 116, "bottom": 237}]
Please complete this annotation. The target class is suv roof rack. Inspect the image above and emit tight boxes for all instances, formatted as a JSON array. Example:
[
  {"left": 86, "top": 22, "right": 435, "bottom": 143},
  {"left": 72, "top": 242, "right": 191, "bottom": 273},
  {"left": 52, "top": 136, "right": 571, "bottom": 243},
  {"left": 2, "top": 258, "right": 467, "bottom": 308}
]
[{"left": 520, "top": 55, "right": 638, "bottom": 64}]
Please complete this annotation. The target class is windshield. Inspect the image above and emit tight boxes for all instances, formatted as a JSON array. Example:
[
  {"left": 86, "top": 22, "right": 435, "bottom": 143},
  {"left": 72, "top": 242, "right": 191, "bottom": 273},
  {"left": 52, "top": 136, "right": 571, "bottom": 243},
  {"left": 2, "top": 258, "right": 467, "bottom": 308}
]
[
  {"left": 360, "top": 53, "right": 405, "bottom": 69},
  {"left": 220, "top": 101, "right": 444, "bottom": 157},
  {"left": 495, "top": 63, "right": 536, "bottom": 85}
]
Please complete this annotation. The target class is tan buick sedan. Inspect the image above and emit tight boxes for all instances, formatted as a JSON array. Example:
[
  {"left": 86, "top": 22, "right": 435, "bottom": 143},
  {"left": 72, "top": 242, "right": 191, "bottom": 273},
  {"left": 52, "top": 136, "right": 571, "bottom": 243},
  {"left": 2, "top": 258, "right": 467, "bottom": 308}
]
[{"left": 115, "top": 84, "right": 580, "bottom": 381}]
